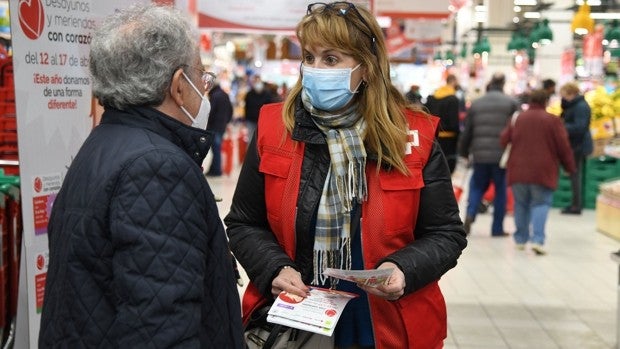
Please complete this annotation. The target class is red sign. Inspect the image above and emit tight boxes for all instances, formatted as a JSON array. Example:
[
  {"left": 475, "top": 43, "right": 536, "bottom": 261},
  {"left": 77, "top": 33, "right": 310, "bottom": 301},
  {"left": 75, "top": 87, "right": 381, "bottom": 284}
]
[
  {"left": 33, "top": 195, "right": 54, "bottom": 236},
  {"left": 36, "top": 273, "right": 47, "bottom": 313},
  {"left": 18, "top": 0, "right": 45, "bottom": 40}
]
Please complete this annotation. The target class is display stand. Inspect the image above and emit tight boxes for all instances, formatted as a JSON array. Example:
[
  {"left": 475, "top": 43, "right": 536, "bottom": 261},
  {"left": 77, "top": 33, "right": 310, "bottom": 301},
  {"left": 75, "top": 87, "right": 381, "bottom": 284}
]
[{"left": 612, "top": 250, "right": 620, "bottom": 349}]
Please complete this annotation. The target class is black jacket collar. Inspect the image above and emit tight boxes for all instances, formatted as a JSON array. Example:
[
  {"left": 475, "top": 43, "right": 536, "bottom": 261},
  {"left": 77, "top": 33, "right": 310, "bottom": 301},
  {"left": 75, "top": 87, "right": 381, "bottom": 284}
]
[
  {"left": 291, "top": 96, "right": 326, "bottom": 145},
  {"left": 99, "top": 106, "right": 213, "bottom": 166}
]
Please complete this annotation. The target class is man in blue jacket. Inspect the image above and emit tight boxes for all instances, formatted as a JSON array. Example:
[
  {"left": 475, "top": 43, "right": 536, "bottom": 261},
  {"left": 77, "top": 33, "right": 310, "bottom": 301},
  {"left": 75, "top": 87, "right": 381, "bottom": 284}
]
[
  {"left": 39, "top": 5, "right": 244, "bottom": 348},
  {"left": 559, "top": 82, "right": 593, "bottom": 215}
]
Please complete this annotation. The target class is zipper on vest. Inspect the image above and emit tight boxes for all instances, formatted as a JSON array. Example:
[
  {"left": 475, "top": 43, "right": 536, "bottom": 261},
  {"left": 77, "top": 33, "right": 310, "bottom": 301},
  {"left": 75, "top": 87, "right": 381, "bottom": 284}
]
[{"left": 294, "top": 206, "right": 298, "bottom": 249}]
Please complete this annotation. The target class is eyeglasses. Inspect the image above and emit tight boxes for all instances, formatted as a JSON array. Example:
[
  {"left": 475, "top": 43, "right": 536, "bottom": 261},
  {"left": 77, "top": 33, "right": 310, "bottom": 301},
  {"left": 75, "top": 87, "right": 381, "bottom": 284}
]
[
  {"left": 183, "top": 64, "right": 217, "bottom": 91},
  {"left": 307, "top": 2, "right": 377, "bottom": 54}
]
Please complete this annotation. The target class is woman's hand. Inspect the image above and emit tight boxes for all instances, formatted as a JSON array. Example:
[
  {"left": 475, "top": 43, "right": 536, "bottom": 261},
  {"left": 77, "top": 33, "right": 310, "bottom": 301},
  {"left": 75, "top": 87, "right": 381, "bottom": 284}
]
[
  {"left": 271, "top": 266, "right": 310, "bottom": 299},
  {"left": 357, "top": 262, "right": 405, "bottom": 301}
]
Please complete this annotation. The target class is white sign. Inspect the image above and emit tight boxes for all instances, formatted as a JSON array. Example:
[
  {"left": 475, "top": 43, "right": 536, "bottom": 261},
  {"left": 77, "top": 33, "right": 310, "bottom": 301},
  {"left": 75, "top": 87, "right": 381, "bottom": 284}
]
[
  {"left": 9, "top": 1, "right": 149, "bottom": 347},
  {"left": 376, "top": 0, "right": 450, "bottom": 18},
  {"left": 198, "top": 0, "right": 372, "bottom": 33}
]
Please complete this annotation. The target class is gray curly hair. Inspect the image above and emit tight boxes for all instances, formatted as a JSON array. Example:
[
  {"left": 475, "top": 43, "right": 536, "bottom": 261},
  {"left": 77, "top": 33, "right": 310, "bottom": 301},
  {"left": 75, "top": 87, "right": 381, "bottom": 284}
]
[{"left": 90, "top": 5, "right": 199, "bottom": 110}]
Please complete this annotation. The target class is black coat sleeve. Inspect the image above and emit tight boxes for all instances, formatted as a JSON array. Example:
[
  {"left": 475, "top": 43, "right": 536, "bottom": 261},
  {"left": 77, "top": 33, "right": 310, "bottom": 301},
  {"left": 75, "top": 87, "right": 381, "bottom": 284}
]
[
  {"left": 379, "top": 141, "right": 467, "bottom": 295},
  {"left": 224, "top": 135, "right": 295, "bottom": 299}
]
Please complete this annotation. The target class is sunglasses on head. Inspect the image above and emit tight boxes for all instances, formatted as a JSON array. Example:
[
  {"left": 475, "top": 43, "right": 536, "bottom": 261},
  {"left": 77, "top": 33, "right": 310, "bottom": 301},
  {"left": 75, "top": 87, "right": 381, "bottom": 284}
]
[{"left": 306, "top": 2, "right": 377, "bottom": 55}]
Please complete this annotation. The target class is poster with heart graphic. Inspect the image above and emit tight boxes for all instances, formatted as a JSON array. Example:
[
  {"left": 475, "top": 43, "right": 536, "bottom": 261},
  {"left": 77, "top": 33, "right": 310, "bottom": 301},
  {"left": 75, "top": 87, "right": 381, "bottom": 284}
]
[{"left": 9, "top": 1, "right": 152, "bottom": 347}]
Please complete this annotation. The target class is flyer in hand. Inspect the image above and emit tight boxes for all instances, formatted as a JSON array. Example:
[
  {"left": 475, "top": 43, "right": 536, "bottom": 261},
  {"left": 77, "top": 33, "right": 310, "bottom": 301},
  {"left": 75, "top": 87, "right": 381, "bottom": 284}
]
[
  {"left": 322, "top": 267, "right": 393, "bottom": 287},
  {"left": 267, "top": 287, "right": 358, "bottom": 336}
]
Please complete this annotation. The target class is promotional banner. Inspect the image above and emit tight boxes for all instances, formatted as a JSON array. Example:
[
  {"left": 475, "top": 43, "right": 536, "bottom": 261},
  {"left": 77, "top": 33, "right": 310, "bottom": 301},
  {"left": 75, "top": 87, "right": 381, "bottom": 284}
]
[
  {"left": 376, "top": 0, "right": 450, "bottom": 19},
  {"left": 385, "top": 18, "right": 444, "bottom": 57},
  {"left": 198, "top": 0, "right": 372, "bottom": 33},
  {"left": 9, "top": 1, "right": 149, "bottom": 346}
]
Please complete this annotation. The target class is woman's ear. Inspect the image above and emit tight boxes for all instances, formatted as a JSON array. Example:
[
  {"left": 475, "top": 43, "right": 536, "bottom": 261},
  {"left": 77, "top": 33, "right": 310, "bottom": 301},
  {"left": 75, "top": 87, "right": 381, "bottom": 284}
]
[
  {"left": 169, "top": 68, "right": 186, "bottom": 107},
  {"left": 361, "top": 66, "right": 368, "bottom": 83}
]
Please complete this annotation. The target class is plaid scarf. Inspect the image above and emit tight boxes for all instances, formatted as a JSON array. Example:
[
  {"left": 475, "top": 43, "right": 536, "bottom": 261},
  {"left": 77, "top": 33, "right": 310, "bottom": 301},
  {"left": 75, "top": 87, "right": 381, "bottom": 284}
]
[{"left": 301, "top": 92, "right": 368, "bottom": 285}]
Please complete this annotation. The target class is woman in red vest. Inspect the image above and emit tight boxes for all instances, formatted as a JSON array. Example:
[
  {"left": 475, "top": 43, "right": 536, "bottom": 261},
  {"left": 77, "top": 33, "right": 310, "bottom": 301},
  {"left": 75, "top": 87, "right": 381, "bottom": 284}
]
[{"left": 225, "top": 2, "right": 467, "bottom": 348}]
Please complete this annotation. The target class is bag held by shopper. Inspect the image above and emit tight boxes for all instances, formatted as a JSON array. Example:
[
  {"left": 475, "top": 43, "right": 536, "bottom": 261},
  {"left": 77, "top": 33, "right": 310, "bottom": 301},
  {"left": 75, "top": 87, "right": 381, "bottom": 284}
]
[
  {"left": 244, "top": 303, "right": 332, "bottom": 349},
  {"left": 499, "top": 144, "right": 512, "bottom": 169},
  {"left": 499, "top": 112, "right": 520, "bottom": 169}
]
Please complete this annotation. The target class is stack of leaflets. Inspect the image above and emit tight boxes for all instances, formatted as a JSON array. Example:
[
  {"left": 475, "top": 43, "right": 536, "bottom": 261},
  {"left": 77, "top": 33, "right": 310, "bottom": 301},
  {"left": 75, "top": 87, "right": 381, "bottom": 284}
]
[
  {"left": 322, "top": 267, "right": 393, "bottom": 287},
  {"left": 267, "top": 287, "right": 357, "bottom": 336},
  {"left": 266, "top": 268, "right": 393, "bottom": 336}
]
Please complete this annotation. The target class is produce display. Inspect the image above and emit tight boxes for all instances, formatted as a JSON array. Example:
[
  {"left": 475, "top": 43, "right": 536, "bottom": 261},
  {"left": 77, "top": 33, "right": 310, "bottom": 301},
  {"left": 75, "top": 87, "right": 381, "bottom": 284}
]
[{"left": 585, "top": 86, "right": 620, "bottom": 140}]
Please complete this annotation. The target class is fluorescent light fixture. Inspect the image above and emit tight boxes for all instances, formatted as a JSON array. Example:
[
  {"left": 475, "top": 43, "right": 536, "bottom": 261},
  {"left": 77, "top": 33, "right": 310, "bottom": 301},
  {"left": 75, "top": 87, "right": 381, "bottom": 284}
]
[
  {"left": 514, "top": 0, "right": 536, "bottom": 5},
  {"left": 577, "top": 0, "right": 601, "bottom": 5},
  {"left": 591, "top": 13, "right": 620, "bottom": 20},
  {"left": 524, "top": 12, "right": 541, "bottom": 19}
]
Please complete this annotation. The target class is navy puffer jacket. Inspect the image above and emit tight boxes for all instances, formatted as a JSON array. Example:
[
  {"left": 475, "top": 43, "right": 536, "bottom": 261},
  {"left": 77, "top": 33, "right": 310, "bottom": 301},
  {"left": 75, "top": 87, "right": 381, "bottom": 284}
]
[
  {"left": 39, "top": 107, "right": 244, "bottom": 348},
  {"left": 561, "top": 95, "right": 592, "bottom": 155}
]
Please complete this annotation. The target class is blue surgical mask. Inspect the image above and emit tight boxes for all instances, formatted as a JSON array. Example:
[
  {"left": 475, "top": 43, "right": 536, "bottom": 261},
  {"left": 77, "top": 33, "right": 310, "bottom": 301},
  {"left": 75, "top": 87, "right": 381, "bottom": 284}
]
[{"left": 301, "top": 64, "right": 362, "bottom": 111}]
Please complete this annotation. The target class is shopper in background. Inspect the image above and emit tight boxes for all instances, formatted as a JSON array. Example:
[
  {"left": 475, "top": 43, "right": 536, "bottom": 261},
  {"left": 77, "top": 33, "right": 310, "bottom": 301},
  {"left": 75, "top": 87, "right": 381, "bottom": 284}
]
[
  {"left": 225, "top": 2, "right": 467, "bottom": 348},
  {"left": 425, "top": 74, "right": 461, "bottom": 173},
  {"left": 405, "top": 84, "right": 422, "bottom": 106},
  {"left": 459, "top": 72, "right": 520, "bottom": 237},
  {"left": 38, "top": 5, "right": 244, "bottom": 348},
  {"left": 559, "top": 82, "right": 593, "bottom": 215},
  {"left": 244, "top": 74, "right": 276, "bottom": 142},
  {"left": 500, "top": 89, "right": 576, "bottom": 255},
  {"left": 205, "top": 76, "right": 233, "bottom": 177},
  {"left": 542, "top": 78, "right": 556, "bottom": 97}
]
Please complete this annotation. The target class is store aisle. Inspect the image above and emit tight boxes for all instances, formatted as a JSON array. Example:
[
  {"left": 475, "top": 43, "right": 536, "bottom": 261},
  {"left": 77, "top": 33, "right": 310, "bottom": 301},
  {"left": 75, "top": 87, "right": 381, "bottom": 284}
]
[
  {"left": 443, "top": 208, "right": 619, "bottom": 349},
  {"left": 207, "top": 168, "right": 620, "bottom": 349}
]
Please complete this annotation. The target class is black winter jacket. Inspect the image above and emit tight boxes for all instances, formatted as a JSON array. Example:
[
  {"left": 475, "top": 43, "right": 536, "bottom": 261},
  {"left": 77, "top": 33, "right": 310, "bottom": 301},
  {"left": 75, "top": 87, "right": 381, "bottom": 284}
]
[
  {"left": 207, "top": 85, "right": 233, "bottom": 134},
  {"left": 425, "top": 94, "right": 460, "bottom": 136},
  {"left": 244, "top": 89, "right": 275, "bottom": 123},
  {"left": 39, "top": 107, "right": 244, "bottom": 348},
  {"left": 459, "top": 90, "right": 520, "bottom": 163},
  {"left": 225, "top": 100, "right": 467, "bottom": 299},
  {"left": 561, "top": 95, "right": 593, "bottom": 155}
]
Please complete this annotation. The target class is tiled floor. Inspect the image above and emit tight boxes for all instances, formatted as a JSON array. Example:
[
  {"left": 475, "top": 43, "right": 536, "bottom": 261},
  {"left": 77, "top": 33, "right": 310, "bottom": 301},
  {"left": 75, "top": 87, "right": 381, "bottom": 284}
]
[
  {"left": 207, "top": 164, "right": 620, "bottom": 349},
  {"left": 442, "top": 207, "right": 619, "bottom": 349}
]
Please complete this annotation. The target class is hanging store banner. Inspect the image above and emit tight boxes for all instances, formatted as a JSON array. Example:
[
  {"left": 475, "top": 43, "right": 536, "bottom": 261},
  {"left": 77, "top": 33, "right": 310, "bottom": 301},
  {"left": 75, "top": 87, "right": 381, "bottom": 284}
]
[
  {"left": 376, "top": 0, "right": 450, "bottom": 19},
  {"left": 198, "top": 0, "right": 372, "bottom": 33},
  {"left": 9, "top": 1, "right": 152, "bottom": 347},
  {"left": 385, "top": 18, "right": 443, "bottom": 58}
]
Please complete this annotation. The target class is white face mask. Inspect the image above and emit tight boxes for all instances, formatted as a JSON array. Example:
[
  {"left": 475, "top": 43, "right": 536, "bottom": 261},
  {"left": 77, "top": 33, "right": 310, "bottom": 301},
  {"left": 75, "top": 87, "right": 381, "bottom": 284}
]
[{"left": 180, "top": 72, "right": 211, "bottom": 130}]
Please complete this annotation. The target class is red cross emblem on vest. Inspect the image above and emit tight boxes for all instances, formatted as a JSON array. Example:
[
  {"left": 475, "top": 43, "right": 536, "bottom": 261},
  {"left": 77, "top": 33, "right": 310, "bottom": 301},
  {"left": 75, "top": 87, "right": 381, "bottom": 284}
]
[{"left": 405, "top": 129, "right": 419, "bottom": 155}]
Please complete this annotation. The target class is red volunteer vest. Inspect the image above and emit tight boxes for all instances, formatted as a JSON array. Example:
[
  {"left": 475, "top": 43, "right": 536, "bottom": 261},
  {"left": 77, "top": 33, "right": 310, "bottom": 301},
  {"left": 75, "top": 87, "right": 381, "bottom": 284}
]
[{"left": 244, "top": 103, "right": 444, "bottom": 349}]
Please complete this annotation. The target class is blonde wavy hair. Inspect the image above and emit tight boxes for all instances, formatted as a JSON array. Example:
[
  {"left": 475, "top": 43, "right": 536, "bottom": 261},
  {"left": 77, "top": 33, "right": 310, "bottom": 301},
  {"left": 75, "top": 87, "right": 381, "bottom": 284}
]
[
  {"left": 282, "top": 2, "right": 425, "bottom": 174},
  {"left": 559, "top": 82, "right": 580, "bottom": 96}
]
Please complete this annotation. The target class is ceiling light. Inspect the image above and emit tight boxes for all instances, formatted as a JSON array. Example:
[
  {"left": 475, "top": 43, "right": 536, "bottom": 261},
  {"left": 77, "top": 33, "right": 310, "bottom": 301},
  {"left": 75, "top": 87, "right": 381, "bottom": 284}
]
[
  {"left": 537, "top": 19, "right": 553, "bottom": 45},
  {"left": 604, "top": 19, "right": 620, "bottom": 48},
  {"left": 576, "top": 0, "right": 601, "bottom": 5},
  {"left": 524, "top": 12, "right": 541, "bottom": 19},
  {"left": 514, "top": 0, "right": 536, "bottom": 5},
  {"left": 571, "top": 4, "right": 595, "bottom": 35},
  {"left": 590, "top": 13, "right": 620, "bottom": 20}
]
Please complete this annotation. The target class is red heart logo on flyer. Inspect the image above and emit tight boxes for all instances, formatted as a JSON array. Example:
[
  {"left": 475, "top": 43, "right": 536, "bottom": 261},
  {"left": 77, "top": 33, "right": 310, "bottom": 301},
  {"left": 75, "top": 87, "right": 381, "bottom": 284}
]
[{"left": 19, "top": 0, "right": 45, "bottom": 40}]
